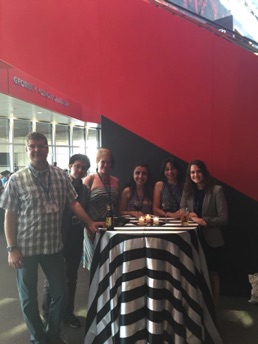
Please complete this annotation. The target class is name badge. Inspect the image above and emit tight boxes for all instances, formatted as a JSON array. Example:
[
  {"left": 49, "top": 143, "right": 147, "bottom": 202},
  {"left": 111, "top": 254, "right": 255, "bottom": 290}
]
[{"left": 45, "top": 203, "right": 59, "bottom": 213}]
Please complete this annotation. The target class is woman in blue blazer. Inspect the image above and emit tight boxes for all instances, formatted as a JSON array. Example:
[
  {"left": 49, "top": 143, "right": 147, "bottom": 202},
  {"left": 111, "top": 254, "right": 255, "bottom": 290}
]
[{"left": 180, "top": 160, "right": 228, "bottom": 306}]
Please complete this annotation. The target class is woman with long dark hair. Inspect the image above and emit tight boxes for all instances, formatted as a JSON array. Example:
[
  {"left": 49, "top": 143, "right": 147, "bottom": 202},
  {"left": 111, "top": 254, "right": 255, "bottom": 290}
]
[
  {"left": 181, "top": 159, "right": 228, "bottom": 306},
  {"left": 153, "top": 158, "right": 183, "bottom": 218},
  {"left": 120, "top": 164, "right": 153, "bottom": 217}
]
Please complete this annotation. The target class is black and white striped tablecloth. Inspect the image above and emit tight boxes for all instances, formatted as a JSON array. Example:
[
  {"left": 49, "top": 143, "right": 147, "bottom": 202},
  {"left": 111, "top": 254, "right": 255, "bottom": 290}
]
[{"left": 84, "top": 227, "right": 223, "bottom": 344}]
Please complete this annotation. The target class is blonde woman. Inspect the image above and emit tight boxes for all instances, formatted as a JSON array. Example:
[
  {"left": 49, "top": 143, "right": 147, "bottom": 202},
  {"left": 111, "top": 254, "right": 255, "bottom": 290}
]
[{"left": 82, "top": 148, "right": 119, "bottom": 269}]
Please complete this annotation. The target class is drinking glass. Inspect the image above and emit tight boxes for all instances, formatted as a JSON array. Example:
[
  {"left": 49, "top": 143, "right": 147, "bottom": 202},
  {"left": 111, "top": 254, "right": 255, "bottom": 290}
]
[{"left": 180, "top": 207, "right": 189, "bottom": 226}]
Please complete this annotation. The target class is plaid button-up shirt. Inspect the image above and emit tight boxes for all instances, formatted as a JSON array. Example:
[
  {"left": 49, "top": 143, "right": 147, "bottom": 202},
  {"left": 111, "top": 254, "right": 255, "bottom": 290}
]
[{"left": 0, "top": 164, "right": 77, "bottom": 256}]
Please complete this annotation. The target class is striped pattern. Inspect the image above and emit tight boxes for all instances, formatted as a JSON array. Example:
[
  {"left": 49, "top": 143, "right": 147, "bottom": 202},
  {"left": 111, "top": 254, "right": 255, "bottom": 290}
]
[
  {"left": 88, "top": 187, "right": 119, "bottom": 220},
  {"left": 85, "top": 228, "right": 222, "bottom": 344},
  {"left": 82, "top": 186, "right": 119, "bottom": 270}
]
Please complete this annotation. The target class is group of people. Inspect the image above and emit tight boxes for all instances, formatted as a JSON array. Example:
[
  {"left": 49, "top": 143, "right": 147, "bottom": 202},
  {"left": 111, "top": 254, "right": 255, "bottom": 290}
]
[
  {"left": 0, "top": 131, "right": 228, "bottom": 344},
  {"left": 91, "top": 154, "right": 228, "bottom": 306}
]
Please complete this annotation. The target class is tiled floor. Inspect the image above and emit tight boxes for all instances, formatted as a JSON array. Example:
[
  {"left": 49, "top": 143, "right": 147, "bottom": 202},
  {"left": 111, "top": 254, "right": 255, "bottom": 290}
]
[{"left": 0, "top": 229, "right": 258, "bottom": 344}]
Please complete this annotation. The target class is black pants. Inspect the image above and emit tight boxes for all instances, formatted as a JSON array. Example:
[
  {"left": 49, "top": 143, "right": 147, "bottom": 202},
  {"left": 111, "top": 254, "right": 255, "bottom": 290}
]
[{"left": 42, "top": 224, "right": 84, "bottom": 318}]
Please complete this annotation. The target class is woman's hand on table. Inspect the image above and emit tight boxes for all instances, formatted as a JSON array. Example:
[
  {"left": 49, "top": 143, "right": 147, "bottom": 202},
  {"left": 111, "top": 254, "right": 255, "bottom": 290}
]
[
  {"left": 189, "top": 212, "right": 198, "bottom": 218},
  {"left": 129, "top": 211, "right": 144, "bottom": 217},
  {"left": 167, "top": 210, "right": 181, "bottom": 218},
  {"left": 191, "top": 216, "right": 207, "bottom": 226}
]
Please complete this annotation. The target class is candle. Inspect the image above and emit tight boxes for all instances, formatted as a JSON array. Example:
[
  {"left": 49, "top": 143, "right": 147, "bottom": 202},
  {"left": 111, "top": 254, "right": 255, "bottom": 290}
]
[
  {"left": 139, "top": 216, "right": 145, "bottom": 225},
  {"left": 153, "top": 216, "right": 159, "bottom": 225},
  {"left": 145, "top": 214, "right": 151, "bottom": 223}
]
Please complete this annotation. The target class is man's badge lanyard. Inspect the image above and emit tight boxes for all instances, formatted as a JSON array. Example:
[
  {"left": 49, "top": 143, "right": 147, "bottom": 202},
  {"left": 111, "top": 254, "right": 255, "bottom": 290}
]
[{"left": 29, "top": 166, "right": 58, "bottom": 213}]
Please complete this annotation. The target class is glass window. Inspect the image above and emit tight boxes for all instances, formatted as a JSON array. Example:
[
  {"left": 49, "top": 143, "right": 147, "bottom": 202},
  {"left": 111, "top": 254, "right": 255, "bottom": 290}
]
[
  {"left": 73, "top": 126, "right": 85, "bottom": 147},
  {"left": 87, "top": 128, "right": 98, "bottom": 147},
  {"left": 56, "top": 124, "right": 69, "bottom": 146},
  {"left": 55, "top": 146, "right": 70, "bottom": 169},
  {"left": 14, "top": 145, "right": 28, "bottom": 169},
  {"left": 47, "top": 146, "right": 53, "bottom": 165},
  {"left": 72, "top": 147, "right": 86, "bottom": 155},
  {"left": 86, "top": 128, "right": 99, "bottom": 173},
  {"left": 0, "top": 118, "right": 9, "bottom": 143},
  {"left": 87, "top": 150, "right": 98, "bottom": 174},
  {"left": 0, "top": 144, "right": 10, "bottom": 169},
  {"left": 14, "top": 120, "right": 32, "bottom": 144},
  {"left": 0, "top": 110, "right": 100, "bottom": 175},
  {"left": 36, "top": 122, "right": 52, "bottom": 144}
]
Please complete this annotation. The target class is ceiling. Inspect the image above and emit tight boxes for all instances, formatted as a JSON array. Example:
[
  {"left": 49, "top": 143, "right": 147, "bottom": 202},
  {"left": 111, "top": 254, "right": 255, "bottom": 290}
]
[
  {"left": 0, "top": 93, "right": 99, "bottom": 127},
  {"left": 249, "top": 0, "right": 258, "bottom": 12}
]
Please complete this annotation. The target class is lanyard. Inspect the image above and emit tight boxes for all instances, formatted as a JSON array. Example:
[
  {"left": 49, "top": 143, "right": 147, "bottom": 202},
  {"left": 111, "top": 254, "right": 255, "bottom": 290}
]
[
  {"left": 29, "top": 166, "right": 51, "bottom": 201},
  {"left": 38, "top": 174, "right": 51, "bottom": 201},
  {"left": 97, "top": 172, "right": 112, "bottom": 205}
]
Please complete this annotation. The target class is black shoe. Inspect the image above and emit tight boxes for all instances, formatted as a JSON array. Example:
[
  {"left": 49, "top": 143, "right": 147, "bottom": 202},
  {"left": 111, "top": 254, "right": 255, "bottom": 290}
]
[{"left": 63, "top": 313, "right": 81, "bottom": 328}]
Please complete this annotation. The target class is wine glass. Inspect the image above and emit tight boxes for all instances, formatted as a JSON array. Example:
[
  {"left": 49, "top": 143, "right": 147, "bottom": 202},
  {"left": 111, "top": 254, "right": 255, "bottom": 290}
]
[
  {"left": 133, "top": 201, "right": 143, "bottom": 218},
  {"left": 161, "top": 201, "right": 170, "bottom": 222}
]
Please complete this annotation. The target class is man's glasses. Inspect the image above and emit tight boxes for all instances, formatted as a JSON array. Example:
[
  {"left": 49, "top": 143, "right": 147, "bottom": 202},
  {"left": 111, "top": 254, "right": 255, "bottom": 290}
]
[
  {"left": 27, "top": 144, "right": 48, "bottom": 150},
  {"left": 73, "top": 164, "right": 87, "bottom": 171}
]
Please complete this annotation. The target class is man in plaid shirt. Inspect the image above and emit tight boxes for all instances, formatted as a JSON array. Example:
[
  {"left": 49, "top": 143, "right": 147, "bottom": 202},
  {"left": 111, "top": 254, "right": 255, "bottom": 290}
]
[{"left": 0, "top": 132, "right": 102, "bottom": 344}]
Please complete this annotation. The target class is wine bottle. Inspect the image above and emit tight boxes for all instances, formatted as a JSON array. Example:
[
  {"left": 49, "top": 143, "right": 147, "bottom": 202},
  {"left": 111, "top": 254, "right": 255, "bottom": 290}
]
[{"left": 105, "top": 203, "right": 114, "bottom": 230}]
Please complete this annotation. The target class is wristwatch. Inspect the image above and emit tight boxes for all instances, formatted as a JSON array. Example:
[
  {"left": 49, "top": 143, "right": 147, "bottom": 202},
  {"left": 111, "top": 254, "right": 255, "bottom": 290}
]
[{"left": 7, "top": 245, "right": 17, "bottom": 252}]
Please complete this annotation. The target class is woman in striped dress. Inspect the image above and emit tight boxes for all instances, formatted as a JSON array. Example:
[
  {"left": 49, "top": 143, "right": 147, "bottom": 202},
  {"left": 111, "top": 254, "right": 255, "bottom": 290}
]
[{"left": 82, "top": 148, "right": 119, "bottom": 270}]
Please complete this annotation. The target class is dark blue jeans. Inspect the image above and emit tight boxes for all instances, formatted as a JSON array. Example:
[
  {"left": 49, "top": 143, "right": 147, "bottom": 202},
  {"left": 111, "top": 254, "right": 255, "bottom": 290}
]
[
  {"left": 42, "top": 225, "right": 84, "bottom": 319},
  {"left": 16, "top": 251, "right": 67, "bottom": 344}
]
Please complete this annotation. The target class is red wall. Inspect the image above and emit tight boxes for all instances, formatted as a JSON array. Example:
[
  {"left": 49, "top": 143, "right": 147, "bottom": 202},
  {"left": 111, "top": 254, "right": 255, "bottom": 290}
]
[{"left": 0, "top": 0, "right": 258, "bottom": 200}]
